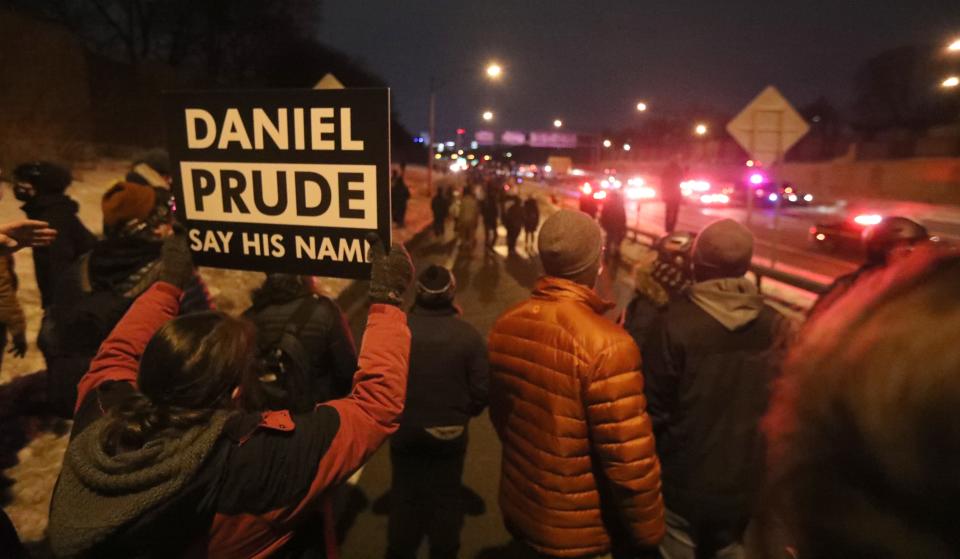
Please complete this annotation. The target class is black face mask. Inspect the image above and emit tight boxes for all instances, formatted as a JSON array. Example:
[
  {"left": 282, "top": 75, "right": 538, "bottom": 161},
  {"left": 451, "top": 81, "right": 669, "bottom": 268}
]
[{"left": 13, "top": 182, "right": 34, "bottom": 202}]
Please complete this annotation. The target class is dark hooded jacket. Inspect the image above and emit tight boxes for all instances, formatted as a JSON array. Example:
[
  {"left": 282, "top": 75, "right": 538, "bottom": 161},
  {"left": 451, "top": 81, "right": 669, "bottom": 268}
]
[
  {"left": 21, "top": 194, "right": 96, "bottom": 308},
  {"left": 642, "top": 277, "right": 790, "bottom": 541},
  {"left": 399, "top": 300, "right": 488, "bottom": 432},
  {"left": 42, "top": 237, "right": 212, "bottom": 417}
]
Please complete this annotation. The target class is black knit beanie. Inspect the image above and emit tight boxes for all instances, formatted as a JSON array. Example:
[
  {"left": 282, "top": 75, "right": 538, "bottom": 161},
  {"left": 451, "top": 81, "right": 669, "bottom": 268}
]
[{"left": 416, "top": 265, "right": 456, "bottom": 307}]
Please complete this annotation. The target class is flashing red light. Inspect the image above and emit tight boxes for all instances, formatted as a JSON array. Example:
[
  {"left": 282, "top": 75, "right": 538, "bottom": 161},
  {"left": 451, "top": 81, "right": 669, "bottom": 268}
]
[
  {"left": 853, "top": 214, "right": 883, "bottom": 226},
  {"left": 456, "top": 128, "right": 465, "bottom": 135}
]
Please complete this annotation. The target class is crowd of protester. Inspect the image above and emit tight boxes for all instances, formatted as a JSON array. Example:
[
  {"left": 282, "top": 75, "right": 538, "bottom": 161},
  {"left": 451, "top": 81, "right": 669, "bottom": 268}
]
[{"left": 0, "top": 156, "right": 956, "bottom": 559}]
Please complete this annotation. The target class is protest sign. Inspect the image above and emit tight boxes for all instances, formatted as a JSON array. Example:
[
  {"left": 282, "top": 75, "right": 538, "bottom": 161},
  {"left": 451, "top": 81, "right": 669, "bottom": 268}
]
[{"left": 164, "top": 88, "right": 391, "bottom": 279}]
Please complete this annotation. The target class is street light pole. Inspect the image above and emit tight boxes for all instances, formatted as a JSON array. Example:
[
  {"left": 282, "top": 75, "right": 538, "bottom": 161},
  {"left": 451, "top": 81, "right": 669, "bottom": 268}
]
[{"left": 427, "top": 77, "right": 437, "bottom": 197}]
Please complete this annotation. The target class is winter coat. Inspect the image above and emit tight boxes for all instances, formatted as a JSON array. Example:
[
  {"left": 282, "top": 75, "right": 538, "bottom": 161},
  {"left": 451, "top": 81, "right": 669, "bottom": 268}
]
[
  {"left": 642, "top": 277, "right": 789, "bottom": 540},
  {"left": 457, "top": 194, "right": 480, "bottom": 231},
  {"left": 481, "top": 196, "right": 500, "bottom": 228},
  {"left": 600, "top": 194, "right": 627, "bottom": 236},
  {"left": 400, "top": 302, "right": 488, "bottom": 433},
  {"left": 503, "top": 200, "right": 524, "bottom": 235},
  {"left": 0, "top": 255, "right": 25, "bottom": 338},
  {"left": 42, "top": 238, "right": 212, "bottom": 417},
  {"left": 392, "top": 179, "right": 411, "bottom": 209},
  {"left": 245, "top": 292, "right": 357, "bottom": 409},
  {"left": 488, "top": 276, "right": 665, "bottom": 557},
  {"left": 623, "top": 266, "right": 671, "bottom": 351},
  {"left": 579, "top": 195, "right": 599, "bottom": 218},
  {"left": 807, "top": 263, "right": 876, "bottom": 320},
  {"left": 660, "top": 163, "right": 684, "bottom": 202},
  {"left": 20, "top": 194, "right": 96, "bottom": 308},
  {"left": 523, "top": 199, "right": 540, "bottom": 232},
  {"left": 48, "top": 282, "right": 411, "bottom": 559},
  {"left": 431, "top": 192, "right": 450, "bottom": 221}
]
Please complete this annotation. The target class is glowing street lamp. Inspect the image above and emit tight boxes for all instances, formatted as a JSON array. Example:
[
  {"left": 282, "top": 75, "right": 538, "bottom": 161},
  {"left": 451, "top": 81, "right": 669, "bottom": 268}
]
[
  {"left": 623, "top": 143, "right": 631, "bottom": 151},
  {"left": 636, "top": 101, "right": 648, "bottom": 112},
  {"left": 948, "top": 38, "right": 960, "bottom": 52},
  {"left": 694, "top": 123, "right": 708, "bottom": 136},
  {"left": 553, "top": 119, "right": 563, "bottom": 128},
  {"left": 602, "top": 139, "right": 612, "bottom": 148},
  {"left": 486, "top": 62, "right": 503, "bottom": 79},
  {"left": 942, "top": 76, "right": 960, "bottom": 89},
  {"left": 482, "top": 110, "right": 494, "bottom": 121}
]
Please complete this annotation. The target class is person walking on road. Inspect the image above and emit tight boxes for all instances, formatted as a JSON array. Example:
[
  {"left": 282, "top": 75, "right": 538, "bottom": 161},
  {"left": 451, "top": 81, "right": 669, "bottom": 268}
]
[
  {"left": 11, "top": 162, "right": 95, "bottom": 309},
  {"left": 431, "top": 187, "right": 451, "bottom": 238},
  {"left": 599, "top": 190, "right": 628, "bottom": 259},
  {"left": 457, "top": 186, "right": 480, "bottom": 253},
  {"left": 503, "top": 196, "right": 525, "bottom": 255},
  {"left": 386, "top": 265, "right": 489, "bottom": 559},
  {"left": 244, "top": 274, "right": 357, "bottom": 413},
  {"left": 661, "top": 157, "right": 685, "bottom": 233},
  {"left": 392, "top": 168, "right": 411, "bottom": 228},
  {"left": 42, "top": 181, "right": 212, "bottom": 417},
  {"left": 488, "top": 209, "right": 665, "bottom": 558},
  {"left": 522, "top": 195, "right": 540, "bottom": 251},
  {"left": 579, "top": 190, "right": 599, "bottom": 219},
  {"left": 481, "top": 189, "right": 500, "bottom": 250},
  {"left": 642, "top": 219, "right": 790, "bottom": 559}
]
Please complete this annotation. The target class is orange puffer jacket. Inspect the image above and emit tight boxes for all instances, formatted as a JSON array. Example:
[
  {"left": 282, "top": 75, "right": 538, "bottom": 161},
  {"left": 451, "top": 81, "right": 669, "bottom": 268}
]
[{"left": 488, "top": 276, "right": 664, "bottom": 557}]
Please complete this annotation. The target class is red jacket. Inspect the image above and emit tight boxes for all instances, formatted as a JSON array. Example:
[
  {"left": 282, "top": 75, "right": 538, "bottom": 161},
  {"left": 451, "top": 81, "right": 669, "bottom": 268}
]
[{"left": 65, "top": 282, "right": 410, "bottom": 558}]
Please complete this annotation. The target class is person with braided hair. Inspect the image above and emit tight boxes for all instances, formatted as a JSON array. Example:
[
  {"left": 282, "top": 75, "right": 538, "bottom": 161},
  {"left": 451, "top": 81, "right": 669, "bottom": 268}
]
[{"left": 48, "top": 232, "right": 415, "bottom": 559}]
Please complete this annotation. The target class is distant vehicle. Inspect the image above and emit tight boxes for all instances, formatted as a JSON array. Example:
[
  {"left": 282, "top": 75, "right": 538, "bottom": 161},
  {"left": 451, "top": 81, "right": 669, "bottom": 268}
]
[
  {"left": 680, "top": 179, "right": 735, "bottom": 207},
  {"left": 745, "top": 181, "right": 815, "bottom": 209},
  {"left": 547, "top": 155, "right": 573, "bottom": 176},
  {"left": 809, "top": 213, "right": 884, "bottom": 253}
]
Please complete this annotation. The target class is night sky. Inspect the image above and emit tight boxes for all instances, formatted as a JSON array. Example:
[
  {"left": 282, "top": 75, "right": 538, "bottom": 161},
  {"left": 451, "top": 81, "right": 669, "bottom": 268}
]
[{"left": 322, "top": 1, "right": 960, "bottom": 138}]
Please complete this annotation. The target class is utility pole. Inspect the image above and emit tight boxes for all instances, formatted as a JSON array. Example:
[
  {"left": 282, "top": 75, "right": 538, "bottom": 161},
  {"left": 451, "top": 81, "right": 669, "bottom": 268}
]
[{"left": 427, "top": 76, "right": 436, "bottom": 197}]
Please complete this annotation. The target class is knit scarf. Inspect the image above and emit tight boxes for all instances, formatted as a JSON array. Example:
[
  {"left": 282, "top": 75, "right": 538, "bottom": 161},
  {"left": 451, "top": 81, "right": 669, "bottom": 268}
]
[{"left": 48, "top": 411, "right": 234, "bottom": 558}]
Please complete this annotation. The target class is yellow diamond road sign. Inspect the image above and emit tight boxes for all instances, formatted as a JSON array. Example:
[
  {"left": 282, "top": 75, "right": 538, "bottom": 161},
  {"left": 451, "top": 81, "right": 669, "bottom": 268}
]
[{"left": 726, "top": 86, "right": 809, "bottom": 167}]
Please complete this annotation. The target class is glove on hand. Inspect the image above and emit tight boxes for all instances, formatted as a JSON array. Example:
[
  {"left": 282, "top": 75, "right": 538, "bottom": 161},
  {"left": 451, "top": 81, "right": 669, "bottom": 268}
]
[
  {"left": 158, "top": 228, "right": 195, "bottom": 289},
  {"left": 367, "top": 233, "right": 413, "bottom": 306}
]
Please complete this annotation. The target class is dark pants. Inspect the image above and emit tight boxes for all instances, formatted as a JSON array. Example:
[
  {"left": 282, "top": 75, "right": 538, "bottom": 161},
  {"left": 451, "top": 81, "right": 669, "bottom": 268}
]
[
  {"left": 433, "top": 215, "right": 447, "bottom": 237},
  {"left": 506, "top": 228, "right": 521, "bottom": 254},
  {"left": 483, "top": 221, "right": 498, "bottom": 248},
  {"left": 393, "top": 203, "right": 408, "bottom": 227},
  {"left": 386, "top": 429, "right": 467, "bottom": 559},
  {"left": 664, "top": 199, "right": 680, "bottom": 233}
]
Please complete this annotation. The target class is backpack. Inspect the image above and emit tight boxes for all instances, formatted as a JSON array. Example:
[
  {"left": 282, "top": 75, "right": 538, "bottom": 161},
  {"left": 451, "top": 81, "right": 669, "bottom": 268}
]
[{"left": 256, "top": 296, "right": 320, "bottom": 412}]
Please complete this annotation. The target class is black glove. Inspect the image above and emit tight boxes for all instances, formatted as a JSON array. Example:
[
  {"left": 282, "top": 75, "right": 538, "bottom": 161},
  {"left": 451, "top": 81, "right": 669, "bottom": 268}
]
[
  {"left": 8, "top": 331, "right": 26, "bottom": 358},
  {"left": 158, "top": 228, "right": 195, "bottom": 289},
  {"left": 367, "top": 233, "right": 414, "bottom": 306}
]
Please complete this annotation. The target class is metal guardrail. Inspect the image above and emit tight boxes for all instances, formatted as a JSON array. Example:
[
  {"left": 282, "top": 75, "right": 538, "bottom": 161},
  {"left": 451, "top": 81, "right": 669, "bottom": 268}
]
[{"left": 626, "top": 226, "right": 831, "bottom": 296}]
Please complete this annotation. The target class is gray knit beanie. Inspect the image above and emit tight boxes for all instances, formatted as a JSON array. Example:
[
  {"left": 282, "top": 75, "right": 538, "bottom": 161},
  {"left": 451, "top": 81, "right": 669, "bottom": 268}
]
[
  {"left": 692, "top": 219, "right": 754, "bottom": 276},
  {"left": 538, "top": 210, "right": 603, "bottom": 278}
]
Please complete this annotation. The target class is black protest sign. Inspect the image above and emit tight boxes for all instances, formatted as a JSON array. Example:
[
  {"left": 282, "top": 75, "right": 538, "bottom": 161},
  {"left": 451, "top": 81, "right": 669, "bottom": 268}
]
[{"left": 163, "top": 88, "right": 391, "bottom": 279}]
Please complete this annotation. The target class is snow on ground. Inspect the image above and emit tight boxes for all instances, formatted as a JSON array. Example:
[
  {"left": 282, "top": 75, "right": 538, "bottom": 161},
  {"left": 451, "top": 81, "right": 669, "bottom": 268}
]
[{"left": 0, "top": 159, "right": 437, "bottom": 545}]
